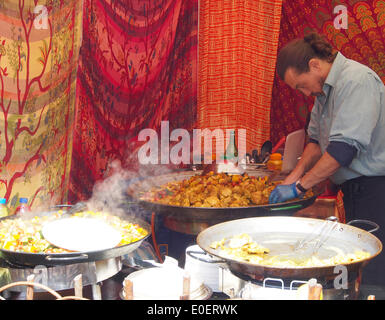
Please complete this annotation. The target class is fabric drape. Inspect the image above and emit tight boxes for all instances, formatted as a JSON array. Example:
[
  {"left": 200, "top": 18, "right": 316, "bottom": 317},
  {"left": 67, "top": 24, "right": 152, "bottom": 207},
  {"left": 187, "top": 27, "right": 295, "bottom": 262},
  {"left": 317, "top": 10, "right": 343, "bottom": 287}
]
[
  {"left": 68, "top": 0, "right": 198, "bottom": 202},
  {"left": 198, "top": 0, "right": 283, "bottom": 154},
  {"left": 0, "top": 0, "right": 83, "bottom": 210}
]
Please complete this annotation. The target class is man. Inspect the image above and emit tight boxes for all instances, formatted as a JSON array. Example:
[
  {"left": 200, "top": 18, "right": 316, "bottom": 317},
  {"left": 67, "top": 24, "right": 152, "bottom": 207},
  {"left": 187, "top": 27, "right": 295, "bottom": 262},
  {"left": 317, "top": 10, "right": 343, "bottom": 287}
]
[{"left": 269, "top": 32, "right": 385, "bottom": 286}]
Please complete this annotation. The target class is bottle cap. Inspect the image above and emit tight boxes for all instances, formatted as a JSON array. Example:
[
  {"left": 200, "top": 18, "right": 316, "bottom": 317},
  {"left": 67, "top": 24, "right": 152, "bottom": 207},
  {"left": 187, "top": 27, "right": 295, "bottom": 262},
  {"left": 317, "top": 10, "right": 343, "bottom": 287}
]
[
  {"left": 270, "top": 153, "right": 282, "bottom": 160},
  {"left": 19, "top": 198, "right": 28, "bottom": 204},
  {"left": 0, "top": 198, "right": 6, "bottom": 204}
]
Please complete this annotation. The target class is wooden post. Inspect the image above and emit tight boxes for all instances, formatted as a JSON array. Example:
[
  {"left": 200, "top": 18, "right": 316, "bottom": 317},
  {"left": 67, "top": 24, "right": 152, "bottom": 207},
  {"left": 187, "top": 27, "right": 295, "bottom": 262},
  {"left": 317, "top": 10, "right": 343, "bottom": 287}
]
[
  {"left": 308, "top": 278, "right": 323, "bottom": 300},
  {"left": 180, "top": 273, "right": 190, "bottom": 300},
  {"left": 74, "top": 274, "right": 83, "bottom": 298},
  {"left": 123, "top": 277, "right": 134, "bottom": 300},
  {"left": 26, "top": 275, "right": 35, "bottom": 300}
]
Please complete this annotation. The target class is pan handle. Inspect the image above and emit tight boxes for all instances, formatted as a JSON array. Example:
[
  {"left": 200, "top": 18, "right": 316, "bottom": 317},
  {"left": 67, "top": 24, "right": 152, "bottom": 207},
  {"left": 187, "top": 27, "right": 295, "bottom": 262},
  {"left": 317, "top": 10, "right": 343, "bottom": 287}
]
[
  {"left": 267, "top": 204, "right": 303, "bottom": 211},
  {"left": 44, "top": 253, "right": 89, "bottom": 263},
  {"left": 51, "top": 204, "right": 72, "bottom": 209},
  {"left": 347, "top": 219, "right": 379, "bottom": 233},
  {"left": 186, "top": 251, "right": 225, "bottom": 264}
]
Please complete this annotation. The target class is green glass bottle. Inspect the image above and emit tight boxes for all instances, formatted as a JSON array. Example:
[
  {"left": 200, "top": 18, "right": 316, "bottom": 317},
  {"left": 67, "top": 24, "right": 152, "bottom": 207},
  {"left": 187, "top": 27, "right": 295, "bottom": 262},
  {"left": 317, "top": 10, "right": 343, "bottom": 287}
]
[{"left": 224, "top": 130, "right": 238, "bottom": 161}]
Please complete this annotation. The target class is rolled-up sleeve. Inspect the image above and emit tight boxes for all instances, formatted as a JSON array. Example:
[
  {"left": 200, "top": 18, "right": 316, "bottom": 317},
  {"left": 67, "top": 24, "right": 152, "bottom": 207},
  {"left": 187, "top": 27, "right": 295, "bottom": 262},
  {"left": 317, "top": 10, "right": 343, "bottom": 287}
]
[
  {"left": 326, "top": 141, "right": 357, "bottom": 166},
  {"left": 329, "top": 73, "right": 382, "bottom": 154}
]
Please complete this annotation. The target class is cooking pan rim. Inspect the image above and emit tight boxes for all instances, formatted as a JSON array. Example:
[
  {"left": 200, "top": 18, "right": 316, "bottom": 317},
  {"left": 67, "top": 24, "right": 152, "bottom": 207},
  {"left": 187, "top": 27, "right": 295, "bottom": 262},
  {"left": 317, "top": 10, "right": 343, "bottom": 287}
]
[
  {"left": 196, "top": 215, "right": 383, "bottom": 270},
  {"left": 137, "top": 197, "right": 318, "bottom": 210}
]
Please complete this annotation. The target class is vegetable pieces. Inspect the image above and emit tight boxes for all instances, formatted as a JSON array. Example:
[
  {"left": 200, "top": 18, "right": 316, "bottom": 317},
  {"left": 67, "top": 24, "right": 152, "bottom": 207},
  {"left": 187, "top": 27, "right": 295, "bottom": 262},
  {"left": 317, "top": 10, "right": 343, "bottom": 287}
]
[{"left": 145, "top": 172, "right": 315, "bottom": 207}]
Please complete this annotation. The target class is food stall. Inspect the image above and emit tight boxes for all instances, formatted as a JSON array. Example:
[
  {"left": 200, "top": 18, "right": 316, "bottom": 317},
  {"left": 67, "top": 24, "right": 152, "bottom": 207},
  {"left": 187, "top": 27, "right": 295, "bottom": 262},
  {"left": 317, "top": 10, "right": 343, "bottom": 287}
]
[{"left": 0, "top": 0, "right": 384, "bottom": 304}]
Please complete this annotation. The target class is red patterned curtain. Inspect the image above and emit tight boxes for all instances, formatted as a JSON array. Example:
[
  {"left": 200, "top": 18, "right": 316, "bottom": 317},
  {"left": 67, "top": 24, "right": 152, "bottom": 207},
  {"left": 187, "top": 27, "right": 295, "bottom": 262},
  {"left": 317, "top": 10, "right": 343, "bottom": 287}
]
[
  {"left": 69, "top": 0, "right": 198, "bottom": 202},
  {"left": 270, "top": 0, "right": 385, "bottom": 146}
]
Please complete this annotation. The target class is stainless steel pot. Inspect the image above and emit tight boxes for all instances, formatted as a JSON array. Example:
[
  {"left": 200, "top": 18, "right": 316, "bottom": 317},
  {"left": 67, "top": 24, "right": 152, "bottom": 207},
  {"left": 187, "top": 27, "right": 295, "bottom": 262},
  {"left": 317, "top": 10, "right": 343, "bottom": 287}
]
[{"left": 196, "top": 216, "right": 382, "bottom": 298}]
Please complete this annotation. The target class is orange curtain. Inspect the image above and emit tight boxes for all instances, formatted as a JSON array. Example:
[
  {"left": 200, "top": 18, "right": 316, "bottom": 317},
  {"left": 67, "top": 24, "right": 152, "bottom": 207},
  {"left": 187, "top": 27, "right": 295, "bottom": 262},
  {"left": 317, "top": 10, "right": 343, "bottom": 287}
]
[{"left": 198, "top": 0, "right": 283, "bottom": 154}]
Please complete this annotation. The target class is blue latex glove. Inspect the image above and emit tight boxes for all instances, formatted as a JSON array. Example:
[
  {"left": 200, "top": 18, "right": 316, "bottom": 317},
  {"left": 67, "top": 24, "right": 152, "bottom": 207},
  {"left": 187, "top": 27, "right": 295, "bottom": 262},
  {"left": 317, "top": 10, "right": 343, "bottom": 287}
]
[{"left": 269, "top": 182, "right": 299, "bottom": 204}]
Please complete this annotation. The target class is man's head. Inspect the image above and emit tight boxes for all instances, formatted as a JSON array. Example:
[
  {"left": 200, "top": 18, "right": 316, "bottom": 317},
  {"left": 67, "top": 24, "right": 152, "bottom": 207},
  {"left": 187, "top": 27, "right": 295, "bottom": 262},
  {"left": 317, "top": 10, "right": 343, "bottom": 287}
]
[{"left": 276, "top": 33, "right": 337, "bottom": 97}]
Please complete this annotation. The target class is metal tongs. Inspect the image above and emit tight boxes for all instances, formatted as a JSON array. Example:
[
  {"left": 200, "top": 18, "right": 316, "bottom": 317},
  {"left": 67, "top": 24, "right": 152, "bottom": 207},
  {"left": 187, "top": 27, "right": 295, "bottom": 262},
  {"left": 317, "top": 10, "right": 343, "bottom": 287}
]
[
  {"left": 276, "top": 216, "right": 339, "bottom": 262},
  {"left": 293, "top": 216, "right": 339, "bottom": 255}
]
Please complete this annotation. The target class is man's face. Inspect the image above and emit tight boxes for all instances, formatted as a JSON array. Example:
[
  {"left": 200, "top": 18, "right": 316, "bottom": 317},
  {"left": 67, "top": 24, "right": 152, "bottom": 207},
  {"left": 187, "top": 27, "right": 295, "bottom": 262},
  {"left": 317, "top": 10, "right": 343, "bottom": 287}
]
[{"left": 284, "top": 66, "right": 324, "bottom": 97}]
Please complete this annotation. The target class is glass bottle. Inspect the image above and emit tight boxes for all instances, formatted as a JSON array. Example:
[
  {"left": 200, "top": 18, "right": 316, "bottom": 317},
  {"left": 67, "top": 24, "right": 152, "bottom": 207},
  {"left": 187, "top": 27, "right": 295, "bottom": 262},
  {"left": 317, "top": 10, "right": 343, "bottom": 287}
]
[{"left": 224, "top": 130, "right": 238, "bottom": 162}]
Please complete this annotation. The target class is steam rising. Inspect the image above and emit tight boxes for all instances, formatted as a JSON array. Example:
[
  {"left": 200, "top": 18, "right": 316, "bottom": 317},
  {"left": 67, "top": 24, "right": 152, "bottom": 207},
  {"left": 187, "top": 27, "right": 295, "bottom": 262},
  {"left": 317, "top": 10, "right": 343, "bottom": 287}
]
[
  {"left": 84, "top": 160, "right": 178, "bottom": 221},
  {"left": 86, "top": 160, "right": 134, "bottom": 216}
]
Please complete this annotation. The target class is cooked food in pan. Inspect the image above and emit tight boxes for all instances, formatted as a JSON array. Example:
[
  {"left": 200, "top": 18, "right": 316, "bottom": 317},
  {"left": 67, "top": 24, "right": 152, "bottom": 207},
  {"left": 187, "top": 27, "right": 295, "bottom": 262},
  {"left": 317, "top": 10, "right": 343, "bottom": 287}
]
[
  {"left": 0, "top": 210, "right": 148, "bottom": 254},
  {"left": 142, "top": 172, "right": 313, "bottom": 207},
  {"left": 210, "top": 233, "right": 371, "bottom": 267}
]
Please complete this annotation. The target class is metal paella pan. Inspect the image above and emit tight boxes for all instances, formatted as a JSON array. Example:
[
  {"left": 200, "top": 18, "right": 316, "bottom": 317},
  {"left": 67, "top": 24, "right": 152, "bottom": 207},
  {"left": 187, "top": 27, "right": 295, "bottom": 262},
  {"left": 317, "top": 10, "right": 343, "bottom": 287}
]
[
  {"left": 0, "top": 207, "right": 151, "bottom": 267},
  {"left": 127, "top": 169, "right": 324, "bottom": 234},
  {"left": 196, "top": 216, "right": 382, "bottom": 281}
]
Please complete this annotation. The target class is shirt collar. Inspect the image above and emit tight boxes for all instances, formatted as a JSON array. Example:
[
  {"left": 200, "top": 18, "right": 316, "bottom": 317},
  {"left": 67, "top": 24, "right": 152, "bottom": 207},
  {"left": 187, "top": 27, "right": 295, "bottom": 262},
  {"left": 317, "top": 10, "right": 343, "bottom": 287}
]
[
  {"left": 315, "top": 53, "right": 343, "bottom": 105},
  {"left": 324, "top": 52, "right": 345, "bottom": 89}
]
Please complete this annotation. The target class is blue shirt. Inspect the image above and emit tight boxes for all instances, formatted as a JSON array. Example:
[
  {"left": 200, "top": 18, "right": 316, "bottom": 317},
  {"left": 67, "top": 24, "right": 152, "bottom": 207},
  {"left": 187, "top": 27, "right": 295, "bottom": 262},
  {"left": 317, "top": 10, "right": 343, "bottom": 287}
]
[{"left": 307, "top": 52, "right": 385, "bottom": 185}]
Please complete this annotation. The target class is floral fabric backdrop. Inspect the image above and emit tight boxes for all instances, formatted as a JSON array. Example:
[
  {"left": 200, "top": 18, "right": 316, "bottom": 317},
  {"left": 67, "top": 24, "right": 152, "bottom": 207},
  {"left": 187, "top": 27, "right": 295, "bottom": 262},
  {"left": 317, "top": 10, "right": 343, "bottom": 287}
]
[
  {"left": 270, "top": 0, "right": 385, "bottom": 146},
  {"left": 0, "top": 0, "right": 83, "bottom": 211},
  {"left": 68, "top": 0, "right": 198, "bottom": 202}
]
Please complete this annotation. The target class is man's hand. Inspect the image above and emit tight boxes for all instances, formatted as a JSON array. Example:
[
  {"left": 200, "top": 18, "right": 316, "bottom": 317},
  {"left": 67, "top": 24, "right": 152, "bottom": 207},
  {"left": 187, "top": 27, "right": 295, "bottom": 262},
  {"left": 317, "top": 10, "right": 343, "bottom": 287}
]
[
  {"left": 269, "top": 182, "right": 299, "bottom": 204},
  {"left": 282, "top": 142, "right": 322, "bottom": 185}
]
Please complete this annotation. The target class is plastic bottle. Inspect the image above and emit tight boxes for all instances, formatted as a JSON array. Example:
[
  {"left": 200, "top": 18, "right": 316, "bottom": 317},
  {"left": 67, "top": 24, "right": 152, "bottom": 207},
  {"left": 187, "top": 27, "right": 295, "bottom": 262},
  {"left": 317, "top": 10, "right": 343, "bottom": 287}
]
[
  {"left": 267, "top": 153, "right": 283, "bottom": 171},
  {"left": 0, "top": 198, "right": 9, "bottom": 218},
  {"left": 15, "top": 198, "right": 31, "bottom": 215}
]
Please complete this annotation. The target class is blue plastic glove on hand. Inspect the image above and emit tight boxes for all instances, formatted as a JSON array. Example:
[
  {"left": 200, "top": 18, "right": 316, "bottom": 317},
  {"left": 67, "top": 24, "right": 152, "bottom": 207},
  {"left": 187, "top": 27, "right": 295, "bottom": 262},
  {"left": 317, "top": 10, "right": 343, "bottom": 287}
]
[{"left": 268, "top": 182, "right": 299, "bottom": 204}]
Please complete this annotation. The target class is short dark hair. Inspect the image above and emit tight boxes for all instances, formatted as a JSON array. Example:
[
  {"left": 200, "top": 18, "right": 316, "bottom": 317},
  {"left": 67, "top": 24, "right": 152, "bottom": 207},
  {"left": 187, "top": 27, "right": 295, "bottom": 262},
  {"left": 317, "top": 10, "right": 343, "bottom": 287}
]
[{"left": 276, "top": 32, "right": 337, "bottom": 80}]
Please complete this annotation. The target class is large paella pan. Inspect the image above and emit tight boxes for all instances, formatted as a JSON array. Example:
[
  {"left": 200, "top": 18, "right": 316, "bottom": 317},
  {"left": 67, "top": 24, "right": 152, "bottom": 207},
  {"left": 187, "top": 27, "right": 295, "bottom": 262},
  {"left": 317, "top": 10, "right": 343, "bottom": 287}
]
[{"left": 127, "top": 169, "right": 324, "bottom": 234}]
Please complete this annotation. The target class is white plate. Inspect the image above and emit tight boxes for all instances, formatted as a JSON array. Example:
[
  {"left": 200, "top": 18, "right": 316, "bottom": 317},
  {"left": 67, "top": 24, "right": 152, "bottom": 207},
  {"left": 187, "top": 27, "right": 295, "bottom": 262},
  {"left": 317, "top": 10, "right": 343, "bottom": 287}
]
[{"left": 42, "top": 217, "right": 122, "bottom": 252}]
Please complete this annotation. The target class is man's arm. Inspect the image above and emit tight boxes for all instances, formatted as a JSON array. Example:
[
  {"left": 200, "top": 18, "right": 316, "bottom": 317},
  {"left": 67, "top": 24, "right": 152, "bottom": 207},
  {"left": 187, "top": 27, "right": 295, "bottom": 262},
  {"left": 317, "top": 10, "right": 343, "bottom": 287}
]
[
  {"left": 297, "top": 151, "right": 341, "bottom": 192},
  {"left": 283, "top": 142, "right": 322, "bottom": 185}
]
